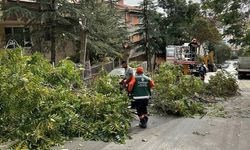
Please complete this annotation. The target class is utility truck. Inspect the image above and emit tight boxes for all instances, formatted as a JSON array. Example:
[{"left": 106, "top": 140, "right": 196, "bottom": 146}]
[{"left": 237, "top": 57, "right": 250, "bottom": 79}]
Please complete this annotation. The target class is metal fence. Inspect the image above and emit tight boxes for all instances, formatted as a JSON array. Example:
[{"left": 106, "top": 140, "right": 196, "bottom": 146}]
[
  {"left": 83, "top": 60, "right": 147, "bottom": 80},
  {"left": 84, "top": 60, "right": 120, "bottom": 80}
]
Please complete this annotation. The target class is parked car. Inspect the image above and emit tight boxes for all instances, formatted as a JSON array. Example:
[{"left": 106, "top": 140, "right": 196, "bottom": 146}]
[
  {"left": 222, "top": 60, "right": 238, "bottom": 76},
  {"left": 108, "top": 68, "right": 136, "bottom": 78},
  {"left": 108, "top": 68, "right": 125, "bottom": 78},
  {"left": 221, "top": 62, "right": 229, "bottom": 69}
]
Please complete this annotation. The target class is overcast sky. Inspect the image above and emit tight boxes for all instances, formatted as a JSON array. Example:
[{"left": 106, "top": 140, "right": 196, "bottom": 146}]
[{"left": 124, "top": 0, "right": 143, "bottom": 6}]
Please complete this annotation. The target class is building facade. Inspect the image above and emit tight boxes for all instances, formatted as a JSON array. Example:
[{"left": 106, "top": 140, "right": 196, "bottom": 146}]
[
  {"left": 116, "top": 0, "right": 145, "bottom": 61},
  {"left": 0, "top": 0, "right": 77, "bottom": 62}
]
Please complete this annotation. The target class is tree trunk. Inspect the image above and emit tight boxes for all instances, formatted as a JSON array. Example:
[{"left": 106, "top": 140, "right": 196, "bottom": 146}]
[
  {"left": 80, "top": 17, "right": 87, "bottom": 64},
  {"left": 80, "top": 30, "right": 87, "bottom": 65},
  {"left": 50, "top": 0, "right": 56, "bottom": 64},
  {"left": 143, "top": 0, "right": 152, "bottom": 71},
  {"left": 80, "top": 17, "right": 88, "bottom": 78},
  {"left": 50, "top": 26, "right": 56, "bottom": 64}
]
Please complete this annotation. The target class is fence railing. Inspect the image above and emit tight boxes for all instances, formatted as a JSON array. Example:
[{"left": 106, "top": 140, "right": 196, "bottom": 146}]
[
  {"left": 83, "top": 60, "right": 147, "bottom": 81},
  {"left": 83, "top": 60, "right": 120, "bottom": 80}
]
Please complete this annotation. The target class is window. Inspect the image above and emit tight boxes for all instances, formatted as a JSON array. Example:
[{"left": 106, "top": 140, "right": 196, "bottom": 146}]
[
  {"left": 138, "top": 16, "right": 143, "bottom": 24},
  {"left": 5, "top": 27, "right": 31, "bottom": 47},
  {"left": 166, "top": 47, "right": 175, "bottom": 57},
  {"left": 130, "top": 15, "right": 134, "bottom": 24}
]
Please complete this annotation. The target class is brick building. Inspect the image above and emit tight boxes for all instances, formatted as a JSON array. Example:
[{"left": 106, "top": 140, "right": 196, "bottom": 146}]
[
  {"left": 0, "top": 0, "right": 77, "bottom": 62},
  {"left": 116, "top": 0, "right": 145, "bottom": 61}
]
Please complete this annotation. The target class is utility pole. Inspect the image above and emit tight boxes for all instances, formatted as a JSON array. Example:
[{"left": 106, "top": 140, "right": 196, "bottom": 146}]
[{"left": 143, "top": 0, "right": 151, "bottom": 71}]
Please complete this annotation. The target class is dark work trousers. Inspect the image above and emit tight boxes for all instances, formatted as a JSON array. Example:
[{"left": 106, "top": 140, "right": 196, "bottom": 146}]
[{"left": 134, "top": 99, "right": 149, "bottom": 117}]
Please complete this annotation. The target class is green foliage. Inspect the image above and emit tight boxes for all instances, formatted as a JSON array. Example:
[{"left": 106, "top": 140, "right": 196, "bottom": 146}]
[
  {"left": 201, "top": 0, "right": 249, "bottom": 46},
  {"left": 152, "top": 63, "right": 205, "bottom": 116},
  {"left": 152, "top": 62, "right": 240, "bottom": 117},
  {"left": 205, "top": 71, "right": 239, "bottom": 98},
  {"left": 206, "top": 103, "right": 228, "bottom": 118},
  {"left": 0, "top": 49, "right": 131, "bottom": 149},
  {"left": 240, "top": 28, "right": 250, "bottom": 56},
  {"left": 158, "top": 0, "right": 201, "bottom": 44},
  {"left": 87, "top": 2, "right": 126, "bottom": 57},
  {"left": 214, "top": 42, "right": 232, "bottom": 63},
  {"left": 138, "top": 1, "right": 168, "bottom": 56},
  {"left": 3, "top": 0, "right": 127, "bottom": 63},
  {"left": 190, "top": 17, "right": 221, "bottom": 43}
]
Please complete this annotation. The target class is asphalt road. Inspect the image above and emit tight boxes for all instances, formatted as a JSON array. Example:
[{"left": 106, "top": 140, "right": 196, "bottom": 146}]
[{"left": 52, "top": 76, "right": 250, "bottom": 150}]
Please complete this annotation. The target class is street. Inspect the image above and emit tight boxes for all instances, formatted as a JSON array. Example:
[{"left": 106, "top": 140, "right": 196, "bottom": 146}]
[
  {"left": 0, "top": 0, "right": 249, "bottom": 149},
  {"left": 52, "top": 76, "right": 250, "bottom": 150}
]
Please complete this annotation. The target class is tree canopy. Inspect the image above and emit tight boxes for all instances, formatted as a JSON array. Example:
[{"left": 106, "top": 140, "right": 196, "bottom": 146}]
[
  {"left": 157, "top": 0, "right": 221, "bottom": 45},
  {"left": 201, "top": 0, "right": 250, "bottom": 46},
  {"left": 3, "top": 0, "right": 127, "bottom": 63}
]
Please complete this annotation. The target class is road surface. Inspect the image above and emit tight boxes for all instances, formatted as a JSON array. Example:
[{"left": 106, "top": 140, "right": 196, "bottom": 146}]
[{"left": 52, "top": 77, "right": 250, "bottom": 150}]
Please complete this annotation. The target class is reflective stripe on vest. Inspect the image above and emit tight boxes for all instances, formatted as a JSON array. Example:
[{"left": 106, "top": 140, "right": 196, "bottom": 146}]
[{"left": 133, "top": 96, "right": 150, "bottom": 100}]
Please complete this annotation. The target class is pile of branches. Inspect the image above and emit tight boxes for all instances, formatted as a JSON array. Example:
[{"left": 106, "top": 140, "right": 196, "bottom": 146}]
[
  {"left": 151, "top": 63, "right": 239, "bottom": 116},
  {"left": 0, "top": 49, "right": 131, "bottom": 149}
]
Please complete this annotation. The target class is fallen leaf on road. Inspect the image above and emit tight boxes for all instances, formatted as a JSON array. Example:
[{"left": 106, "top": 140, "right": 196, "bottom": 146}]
[{"left": 192, "top": 131, "right": 206, "bottom": 136}]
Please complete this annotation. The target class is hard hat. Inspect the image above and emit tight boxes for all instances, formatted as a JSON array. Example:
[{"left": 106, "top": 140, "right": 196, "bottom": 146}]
[{"left": 136, "top": 66, "right": 144, "bottom": 74}]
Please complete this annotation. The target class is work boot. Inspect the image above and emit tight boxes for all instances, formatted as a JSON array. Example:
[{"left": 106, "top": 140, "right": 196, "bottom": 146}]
[
  {"left": 144, "top": 115, "right": 148, "bottom": 124},
  {"left": 139, "top": 116, "right": 148, "bottom": 128}
]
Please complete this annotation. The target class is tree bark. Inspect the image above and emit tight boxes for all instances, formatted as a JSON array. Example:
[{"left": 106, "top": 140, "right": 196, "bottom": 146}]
[
  {"left": 143, "top": 0, "right": 151, "bottom": 71},
  {"left": 50, "top": 0, "right": 56, "bottom": 65},
  {"left": 80, "top": 17, "right": 87, "bottom": 64},
  {"left": 80, "top": 17, "right": 88, "bottom": 78}
]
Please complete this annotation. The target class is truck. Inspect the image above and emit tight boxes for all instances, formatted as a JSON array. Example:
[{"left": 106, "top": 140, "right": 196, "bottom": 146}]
[
  {"left": 166, "top": 44, "right": 198, "bottom": 75},
  {"left": 237, "top": 57, "right": 250, "bottom": 79}
]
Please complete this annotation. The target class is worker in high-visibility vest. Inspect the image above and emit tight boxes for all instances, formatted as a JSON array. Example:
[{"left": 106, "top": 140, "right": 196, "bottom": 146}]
[{"left": 128, "top": 66, "right": 154, "bottom": 128}]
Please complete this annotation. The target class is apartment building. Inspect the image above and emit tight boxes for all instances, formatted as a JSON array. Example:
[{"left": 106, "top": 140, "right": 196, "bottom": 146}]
[
  {"left": 0, "top": 0, "right": 145, "bottom": 62},
  {"left": 0, "top": 0, "right": 77, "bottom": 62},
  {"left": 115, "top": 0, "right": 145, "bottom": 61}
]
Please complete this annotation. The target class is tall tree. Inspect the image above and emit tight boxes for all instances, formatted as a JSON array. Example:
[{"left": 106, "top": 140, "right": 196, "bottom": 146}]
[
  {"left": 136, "top": 0, "right": 168, "bottom": 70},
  {"left": 240, "top": 23, "right": 250, "bottom": 56},
  {"left": 158, "top": 0, "right": 201, "bottom": 44},
  {"left": 4, "top": 0, "right": 82, "bottom": 64},
  {"left": 201, "top": 0, "right": 250, "bottom": 46},
  {"left": 189, "top": 17, "right": 221, "bottom": 44},
  {"left": 81, "top": 0, "right": 127, "bottom": 62},
  {"left": 3, "top": 0, "right": 127, "bottom": 65}
]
